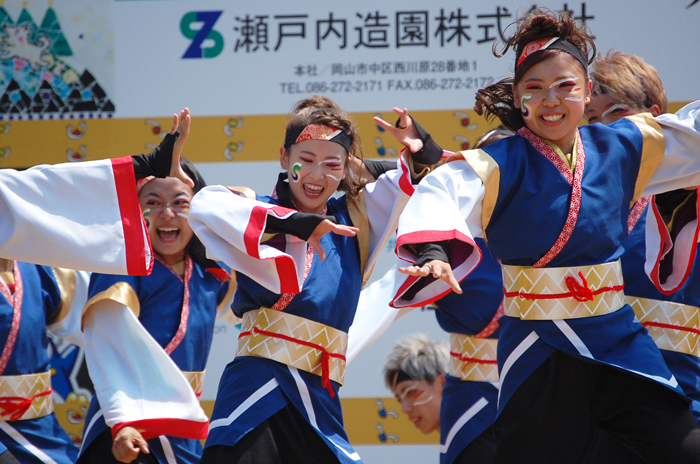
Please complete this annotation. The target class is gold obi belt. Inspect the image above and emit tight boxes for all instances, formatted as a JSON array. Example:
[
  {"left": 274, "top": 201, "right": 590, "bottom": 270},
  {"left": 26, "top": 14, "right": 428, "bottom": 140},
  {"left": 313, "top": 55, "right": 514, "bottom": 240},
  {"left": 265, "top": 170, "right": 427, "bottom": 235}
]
[
  {"left": 0, "top": 371, "right": 53, "bottom": 421},
  {"left": 237, "top": 308, "right": 348, "bottom": 397},
  {"left": 182, "top": 370, "right": 205, "bottom": 398},
  {"left": 628, "top": 296, "right": 700, "bottom": 357},
  {"left": 502, "top": 260, "right": 626, "bottom": 320},
  {"left": 449, "top": 334, "right": 499, "bottom": 382}
]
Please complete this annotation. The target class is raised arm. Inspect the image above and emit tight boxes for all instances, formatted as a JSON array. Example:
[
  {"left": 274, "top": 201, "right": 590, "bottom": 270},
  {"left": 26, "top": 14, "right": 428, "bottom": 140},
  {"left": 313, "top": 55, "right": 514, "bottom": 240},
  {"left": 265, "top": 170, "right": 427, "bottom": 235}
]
[{"left": 391, "top": 158, "right": 487, "bottom": 308}]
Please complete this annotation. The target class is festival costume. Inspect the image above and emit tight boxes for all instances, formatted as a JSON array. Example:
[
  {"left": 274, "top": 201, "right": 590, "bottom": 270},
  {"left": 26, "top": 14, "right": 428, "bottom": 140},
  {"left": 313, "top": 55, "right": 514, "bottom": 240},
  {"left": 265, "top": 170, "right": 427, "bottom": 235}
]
[
  {"left": 391, "top": 103, "right": 700, "bottom": 462},
  {"left": 78, "top": 256, "right": 231, "bottom": 464},
  {"left": 0, "top": 158, "right": 151, "bottom": 275},
  {"left": 189, "top": 153, "right": 417, "bottom": 464},
  {"left": 0, "top": 262, "right": 89, "bottom": 464},
  {"left": 623, "top": 191, "right": 700, "bottom": 421},
  {"left": 433, "top": 238, "right": 501, "bottom": 464}
]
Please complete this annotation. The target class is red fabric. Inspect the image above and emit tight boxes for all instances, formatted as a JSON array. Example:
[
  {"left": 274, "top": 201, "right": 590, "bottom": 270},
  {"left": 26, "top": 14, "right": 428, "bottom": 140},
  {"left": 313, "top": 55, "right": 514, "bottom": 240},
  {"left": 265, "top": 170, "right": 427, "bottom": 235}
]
[
  {"left": 111, "top": 157, "right": 152, "bottom": 276},
  {"left": 111, "top": 417, "right": 209, "bottom": 441},
  {"left": 397, "top": 149, "right": 415, "bottom": 196},
  {"left": 239, "top": 327, "right": 346, "bottom": 398},
  {"left": 450, "top": 351, "right": 498, "bottom": 371},
  {"left": 243, "top": 204, "right": 300, "bottom": 294},
  {"left": 628, "top": 196, "right": 651, "bottom": 233},
  {"left": 642, "top": 321, "right": 700, "bottom": 336},
  {"left": 648, "top": 190, "right": 700, "bottom": 295},
  {"left": 392, "top": 230, "right": 481, "bottom": 308},
  {"left": 0, "top": 388, "right": 52, "bottom": 421},
  {"left": 475, "top": 302, "right": 504, "bottom": 339},
  {"left": 518, "top": 127, "right": 585, "bottom": 268}
]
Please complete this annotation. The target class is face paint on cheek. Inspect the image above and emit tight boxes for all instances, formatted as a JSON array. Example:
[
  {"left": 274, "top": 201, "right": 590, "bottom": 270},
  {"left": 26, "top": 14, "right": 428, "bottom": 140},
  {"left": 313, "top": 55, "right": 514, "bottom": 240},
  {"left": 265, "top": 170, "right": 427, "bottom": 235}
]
[
  {"left": 291, "top": 162, "right": 302, "bottom": 182},
  {"left": 549, "top": 77, "right": 584, "bottom": 102},
  {"left": 320, "top": 159, "right": 344, "bottom": 181},
  {"left": 412, "top": 394, "right": 434, "bottom": 407},
  {"left": 521, "top": 94, "right": 533, "bottom": 119},
  {"left": 601, "top": 103, "right": 631, "bottom": 120},
  {"left": 143, "top": 208, "right": 151, "bottom": 228}
]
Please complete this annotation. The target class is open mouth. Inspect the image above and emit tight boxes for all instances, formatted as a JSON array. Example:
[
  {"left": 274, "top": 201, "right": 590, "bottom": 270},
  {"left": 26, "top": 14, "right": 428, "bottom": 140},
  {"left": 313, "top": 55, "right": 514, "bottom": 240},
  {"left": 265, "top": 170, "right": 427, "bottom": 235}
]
[
  {"left": 303, "top": 183, "right": 324, "bottom": 199},
  {"left": 158, "top": 227, "right": 180, "bottom": 243},
  {"left": 541, "top": 114, "right": 564, "bottom": 123}
]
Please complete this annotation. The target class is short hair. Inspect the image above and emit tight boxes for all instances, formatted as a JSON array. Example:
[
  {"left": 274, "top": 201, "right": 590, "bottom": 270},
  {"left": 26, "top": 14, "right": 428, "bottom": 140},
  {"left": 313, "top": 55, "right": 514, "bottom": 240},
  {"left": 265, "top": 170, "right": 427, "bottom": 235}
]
[
  {"left": 383, "top": 334, "right": 449, "bottom": 389},
  {"left": 590, "top": 50, "right": 668, "bottom": 113}
]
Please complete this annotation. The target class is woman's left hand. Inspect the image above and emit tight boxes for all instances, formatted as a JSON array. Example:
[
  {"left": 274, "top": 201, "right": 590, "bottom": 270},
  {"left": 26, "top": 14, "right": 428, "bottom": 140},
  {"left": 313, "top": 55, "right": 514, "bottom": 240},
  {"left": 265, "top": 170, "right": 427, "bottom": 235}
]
[{"left": 169, "top": 108, "right": 194, "bottom": 188}]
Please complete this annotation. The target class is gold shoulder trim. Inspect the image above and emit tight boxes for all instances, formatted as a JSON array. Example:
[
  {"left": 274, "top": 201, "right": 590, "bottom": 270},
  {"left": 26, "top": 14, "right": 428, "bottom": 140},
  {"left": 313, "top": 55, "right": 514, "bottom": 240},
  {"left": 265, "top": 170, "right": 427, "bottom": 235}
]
[
  {"left": 627, "top": 113, "right": 666, "bottom": 204},
  {"left": 227, "top": 186, "right": 257, "bottom": 200},
  {"left": 82, "top": 281, "right": 140, "bottom": 330},
  {"left": 346, "top": 190, "right": 372, "bottom": 286},
  {"left": 460, "top": 149, "right": 501, "bottom": 236},
  {"left": 49, "top": 268, "right": 77, "bottom": 324}
]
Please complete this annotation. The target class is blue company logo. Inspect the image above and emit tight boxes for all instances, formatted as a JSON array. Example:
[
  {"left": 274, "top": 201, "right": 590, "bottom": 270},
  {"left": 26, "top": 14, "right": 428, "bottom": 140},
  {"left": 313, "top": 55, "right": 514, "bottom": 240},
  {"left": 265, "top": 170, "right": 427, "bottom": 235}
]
[{"left": 181, "top": 11, "right": 224, "bottom": 59}]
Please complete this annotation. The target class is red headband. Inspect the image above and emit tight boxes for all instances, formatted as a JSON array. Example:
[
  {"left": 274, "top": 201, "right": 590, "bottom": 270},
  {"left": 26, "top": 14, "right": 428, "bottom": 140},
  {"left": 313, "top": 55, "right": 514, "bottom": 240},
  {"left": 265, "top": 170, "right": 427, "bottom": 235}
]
[{"left": 516, "top": 37, "right": 559, "bottom": 68}]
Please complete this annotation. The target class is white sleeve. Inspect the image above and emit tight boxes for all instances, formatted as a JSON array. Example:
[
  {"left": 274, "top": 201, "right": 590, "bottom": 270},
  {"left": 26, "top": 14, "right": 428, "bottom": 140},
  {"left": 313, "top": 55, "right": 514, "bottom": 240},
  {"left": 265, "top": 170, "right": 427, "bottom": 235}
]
[
  {"left": 188, "top": 186, "right": 307, "bottom": 294},
  {"left": 0, "top": 158, "right": 152, "bottom": 275},
  {"left": 83, "top": 300, "right": 208, "bottom": 440},
  {"left": 346, "top": 266, "right": 415, "bottom": 363},
  {"left": 391, "top": 160, "right": 486, "bottom": 308},
  {"left": 643, "top": 101, "right": 700, "bottom": 196},
  {"left": 47, "top": 270, "right": 91, "bottom": 348}
]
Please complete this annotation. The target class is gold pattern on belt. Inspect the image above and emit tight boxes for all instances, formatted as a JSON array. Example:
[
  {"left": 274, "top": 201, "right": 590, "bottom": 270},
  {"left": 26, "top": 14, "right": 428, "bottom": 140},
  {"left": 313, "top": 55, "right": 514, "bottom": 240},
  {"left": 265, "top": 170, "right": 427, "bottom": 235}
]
[
  {"left": 502, "top": 261, "right": 625, "bottom": 320},
  {"left": 449, "top": 334, "right": 499, "bottom": 382},
  {"left": 628, "top": 296, "right": 700, "bottom": 357},
  {"left": 0, "top": 371, "right": 53, "bottom": 421},
  {"left": 237, "top": 308, "right": 348, "bottom": 385}
]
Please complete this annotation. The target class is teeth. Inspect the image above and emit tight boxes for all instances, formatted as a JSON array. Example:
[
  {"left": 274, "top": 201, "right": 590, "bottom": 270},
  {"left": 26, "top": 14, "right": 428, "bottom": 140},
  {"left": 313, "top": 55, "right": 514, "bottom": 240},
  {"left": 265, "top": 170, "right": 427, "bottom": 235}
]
[
  {"left": 158, "top": 227, "right": 179, "bottom": 232},
  {"left": 542, "top": 114, "right": 564, "bottom": 122},
  {"left": 305, "top": 184, "right": 323, "bottom": 192}
]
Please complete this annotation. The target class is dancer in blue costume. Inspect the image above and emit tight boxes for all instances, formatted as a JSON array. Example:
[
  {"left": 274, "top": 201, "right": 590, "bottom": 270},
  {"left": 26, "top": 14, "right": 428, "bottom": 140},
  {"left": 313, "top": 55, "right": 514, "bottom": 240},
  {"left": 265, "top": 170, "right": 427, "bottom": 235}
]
[
  {"left": 0, "top": 260, "right": 88, "bottom": 464},
  {"left": 189, "top": 95, "right": 444, "bottom": 464},
  {"left": 78, "top": 156, "right": 231, "bottom": 464},
  {"left": 428, "top": 129, "right": 512, "bottom": 464},
  {"left": 391, "top": 10, "right": 700, "bottom": 464},
  {"left": 583, "top": 51, "right": 700, "bottom": 464}
]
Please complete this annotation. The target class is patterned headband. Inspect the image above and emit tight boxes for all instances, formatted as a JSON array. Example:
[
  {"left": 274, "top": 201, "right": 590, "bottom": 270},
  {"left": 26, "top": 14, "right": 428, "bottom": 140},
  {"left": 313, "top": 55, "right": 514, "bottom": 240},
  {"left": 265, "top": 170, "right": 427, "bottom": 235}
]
[
  {"left": 515, "top": 37, "right": 588, "bottom": 73},
  {"left": 284, "top": 124, "right": 353, "bottom": 154}
]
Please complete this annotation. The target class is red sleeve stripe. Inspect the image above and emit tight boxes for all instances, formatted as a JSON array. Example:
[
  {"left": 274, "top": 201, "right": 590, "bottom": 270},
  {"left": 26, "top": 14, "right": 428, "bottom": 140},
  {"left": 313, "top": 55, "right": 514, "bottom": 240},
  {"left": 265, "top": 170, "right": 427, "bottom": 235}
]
[
  {"left": 398, "top": 149, "right": 415, "bottom": 196},
  {"left": 111, "top": 157, "right": 152, "bottom": 276},
  {"left": 112, "top": 417, "right": 208, "bottom": 441}
]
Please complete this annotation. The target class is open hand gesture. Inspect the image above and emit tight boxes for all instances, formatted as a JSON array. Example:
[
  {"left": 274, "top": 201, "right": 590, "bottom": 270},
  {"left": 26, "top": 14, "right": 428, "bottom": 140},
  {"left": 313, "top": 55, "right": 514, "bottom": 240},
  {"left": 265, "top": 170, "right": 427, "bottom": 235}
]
[
  {"left": 169, "top": 108, "right": 194, "bottom": 188},
  {"left": 398, "top": 259, "right": 462, "bottom": 294},
  {"left": 373, "top": 107, "right": 423, "bottom": 154}
]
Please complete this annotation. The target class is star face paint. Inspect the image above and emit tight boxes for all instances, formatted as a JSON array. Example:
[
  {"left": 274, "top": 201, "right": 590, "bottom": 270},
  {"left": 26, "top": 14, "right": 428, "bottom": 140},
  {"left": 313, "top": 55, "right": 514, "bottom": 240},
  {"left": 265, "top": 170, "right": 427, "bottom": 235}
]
[{"left": 291, "top": 162, "right": 302, "bottom": 182}]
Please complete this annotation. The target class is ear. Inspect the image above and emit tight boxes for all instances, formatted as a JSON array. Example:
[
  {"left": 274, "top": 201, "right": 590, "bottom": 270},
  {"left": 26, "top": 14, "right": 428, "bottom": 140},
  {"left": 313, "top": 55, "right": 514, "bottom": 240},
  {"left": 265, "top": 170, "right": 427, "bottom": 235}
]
[
  {"left": 280, "top": 146, "right": 289, "bottom": 169},
  {"left": 437, "top": 373, "right": 447, "bottom": 389},
  {"left": 584, "top": 78, "right": 593, "bottom": 106},
  {"left": 513, "top": 86, "right": 522, "bottom": 109},
  {"left": 649, "top": 104, "right": 662, "bottom": 117}
]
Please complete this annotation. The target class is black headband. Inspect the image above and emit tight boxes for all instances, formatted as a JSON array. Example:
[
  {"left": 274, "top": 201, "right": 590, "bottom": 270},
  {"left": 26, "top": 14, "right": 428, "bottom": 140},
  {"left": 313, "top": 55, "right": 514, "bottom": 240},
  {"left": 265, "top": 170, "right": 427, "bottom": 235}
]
[
  {"left": 284, "top": 124, "right": 353, "bottom": 155},
  {"left": 515, "top": 37, "right": 588, "bottom": 73}
]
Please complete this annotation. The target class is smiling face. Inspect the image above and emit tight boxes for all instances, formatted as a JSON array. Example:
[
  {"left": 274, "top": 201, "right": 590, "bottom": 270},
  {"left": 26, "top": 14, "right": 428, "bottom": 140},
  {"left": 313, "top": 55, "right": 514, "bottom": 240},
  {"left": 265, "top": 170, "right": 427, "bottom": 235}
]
[
  {"left": 280, "top": 139, "right": 347, "bottom": 213},
  {"left": 139, "top": 177, "right": 194, "bottom": 266},
  {"left": 513, "top": 52, "right": 592, "bottom": 154},
  {"left": 393, "top": 377, "right": 445, "bottom": 434}
]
